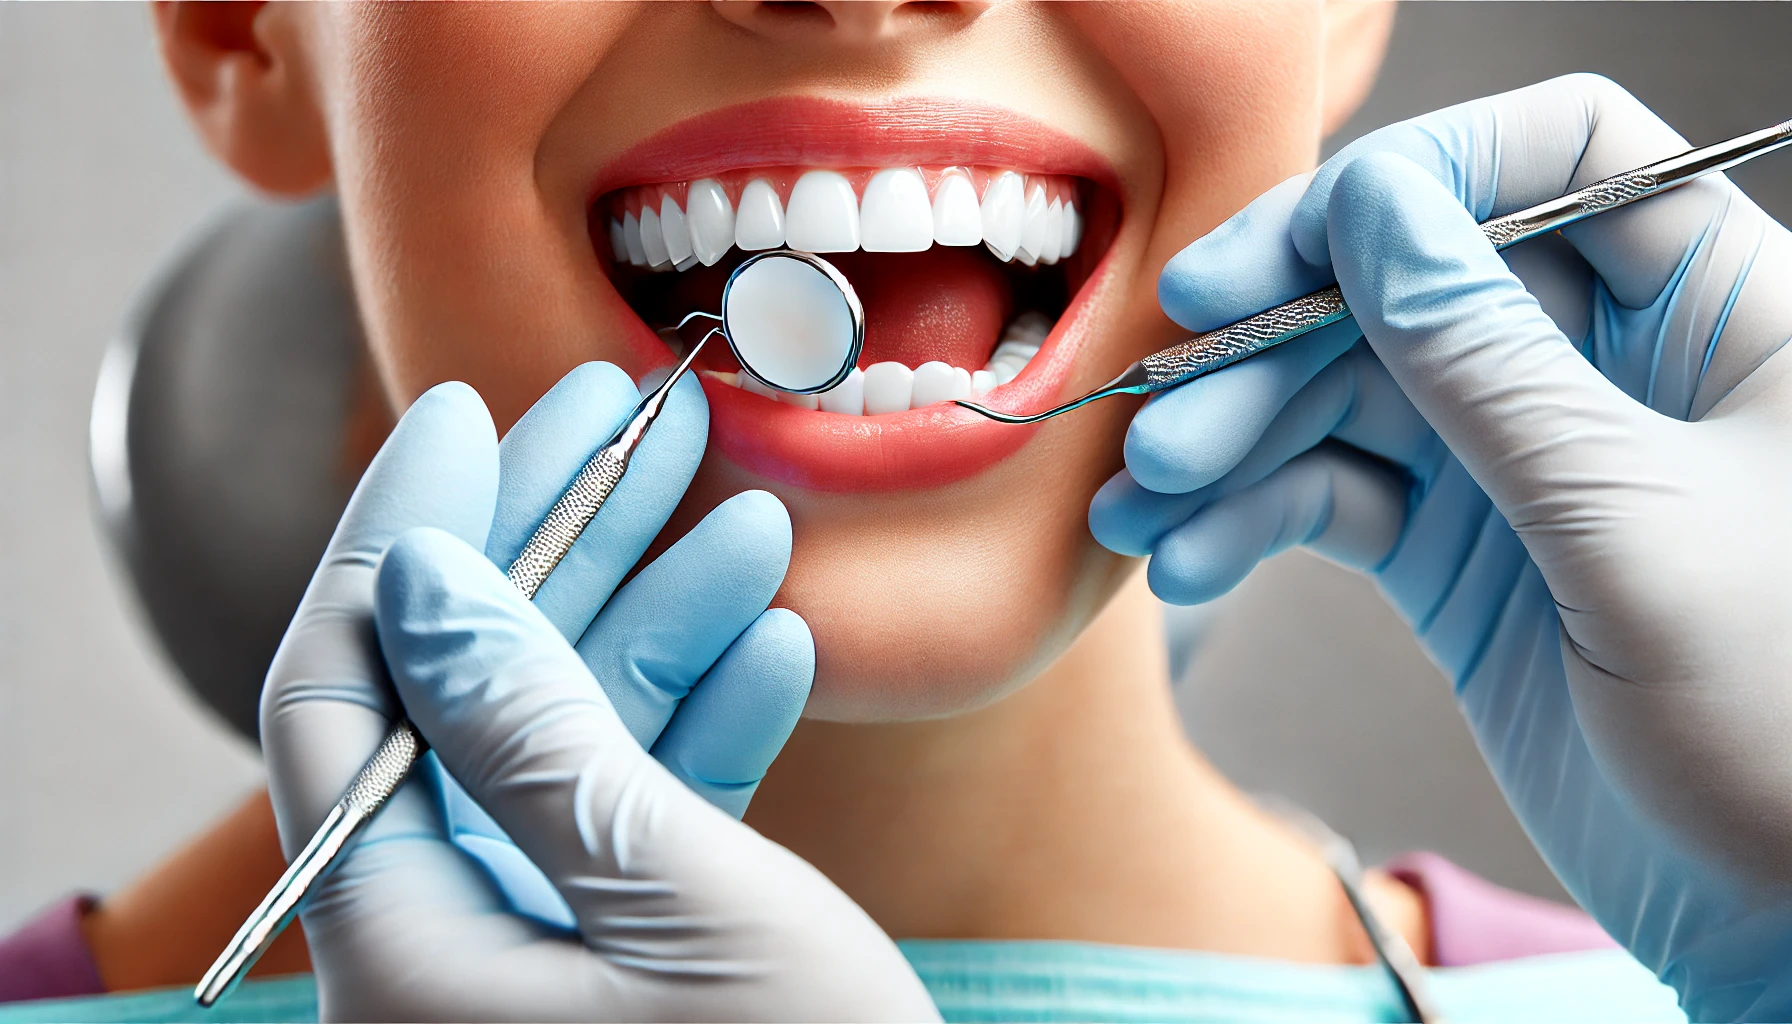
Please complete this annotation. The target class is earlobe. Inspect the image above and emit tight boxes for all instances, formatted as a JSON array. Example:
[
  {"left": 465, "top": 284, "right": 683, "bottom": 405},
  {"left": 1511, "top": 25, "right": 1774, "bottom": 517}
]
[
  {"left": 153, "top": 1, "right": 332, "bottom": 197},
  {"left": 1320, "top": 1, "right": 1395, "bottom": 138}
]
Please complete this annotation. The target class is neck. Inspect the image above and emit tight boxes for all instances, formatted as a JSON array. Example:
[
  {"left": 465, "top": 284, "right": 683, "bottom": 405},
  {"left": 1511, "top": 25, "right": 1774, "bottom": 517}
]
[{"left": 747, "top": 570, "right": 1417, "bottom": 962}]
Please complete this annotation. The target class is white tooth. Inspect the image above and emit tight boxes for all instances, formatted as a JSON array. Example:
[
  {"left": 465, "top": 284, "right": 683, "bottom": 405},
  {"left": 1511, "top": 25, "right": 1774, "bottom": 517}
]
[
  {"left": 1040, "top": 199, "right": 1064, "bottom": 264},
  {"left": 980, "top": 171, "right": 1024, "bottom": 261},
  {"left": 1061, "top": 202, "right": 1080, "bottom": 259},
  {"left": 910, "top": 361, "right": 970, "bottom": 407},
  {"left": 703, "top": 370, "right": 740, "bottom": 387},
  {"left": 819, "top": 366, "right": 865, "bottom": 415},
  {"left": 862, "top": 361, "right": 915, "bottom": 414},
  {"left": 1010, "top": 310, "right": 1054, "bottom": 339},
  {"left": 932, "top": 171, "right": 982, "bottom": 246},
  {"left": 686, "top": 179, "right": 736, "bottom": 266},
  {"left": 735, "top": 179, "right": 786, "bottom": 250},
  {"left": 778, "top": 389, "right": 820, "bottom": 410},
  {"left": 659, "top": 196, "right": 693, "bottom": 266},
  {"left": 622, "top": 212, "right": 647, "bottom": 266},
  {"left": 740, "top": 372, "right": 781, "bottom": 400},
  {"left": 1016, "top": 182, "right": 1048, "bottom": 265},
  {"left": 990, "top": 361, "right": 1021, "bottom": 385},
  {"left": 639, "top": 204, "right": 671, "bottom": 268},
  {"left": 992, "top": 339, "right": 1041, "bottom": 366},
  {"left": 785, "top": 170, "right": 861, "bottom": 253},
  {"left": 674, "top": 254, "right": 699, "bottom": 272},
  {"left": 608, "top": 219, "right": 628, "bottom": 263},
  {"left": 971, "top": 369, "right": 996, "bottom": 396},
  {"left": 859, "top": 168, "right": 933, "bottom": 253}
]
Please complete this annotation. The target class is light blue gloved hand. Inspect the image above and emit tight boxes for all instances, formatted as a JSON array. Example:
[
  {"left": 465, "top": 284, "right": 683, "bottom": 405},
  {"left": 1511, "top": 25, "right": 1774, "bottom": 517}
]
[
  {"left": 430, "top": 363, "right": 805, "bottom": 930},
  {"left": 1092, "top": 74, "right": 1792, "bottom": 1019},
  {"left": 261, "top": 368, "right": 936, "bottom": 1020}
]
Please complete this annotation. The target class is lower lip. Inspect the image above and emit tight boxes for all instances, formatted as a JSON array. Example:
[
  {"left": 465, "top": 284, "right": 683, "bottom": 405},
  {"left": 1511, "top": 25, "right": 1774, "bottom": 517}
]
[{"left": 699, "top": 257, "right": 1114, "bottom": 493}]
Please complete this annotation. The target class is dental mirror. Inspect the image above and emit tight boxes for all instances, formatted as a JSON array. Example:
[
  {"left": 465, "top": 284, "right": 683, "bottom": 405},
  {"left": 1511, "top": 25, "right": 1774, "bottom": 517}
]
[{"left": 679, "top": 250, "right": 864, "bottom": 395}]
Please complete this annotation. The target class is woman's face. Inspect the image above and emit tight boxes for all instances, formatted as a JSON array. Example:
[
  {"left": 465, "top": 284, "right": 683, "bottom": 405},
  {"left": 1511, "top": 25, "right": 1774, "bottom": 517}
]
[{"left": 293, "top": 2, "right": 1333, "bottom": 720}]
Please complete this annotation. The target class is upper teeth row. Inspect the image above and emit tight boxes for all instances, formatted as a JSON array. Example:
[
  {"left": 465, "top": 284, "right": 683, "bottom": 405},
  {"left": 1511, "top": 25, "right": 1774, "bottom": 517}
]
[
  {"left": 605, "top": 168, "right": 1082, "bottom": 272},
  {"left": 707, "top": 311, "right": 1051, "bottom": 416}
]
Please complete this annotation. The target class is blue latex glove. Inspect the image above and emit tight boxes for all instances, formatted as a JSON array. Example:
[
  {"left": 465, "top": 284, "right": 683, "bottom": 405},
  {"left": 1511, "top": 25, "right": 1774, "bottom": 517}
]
[
  {"left": 261, "top": 369, "right": 936, "bottom": 1020},
  {"left": 428, "top": 363, "right": 808, "bottom": 930},
  {"left": 1092, "top": 74, "right": 1792, "bottom": 1019}
]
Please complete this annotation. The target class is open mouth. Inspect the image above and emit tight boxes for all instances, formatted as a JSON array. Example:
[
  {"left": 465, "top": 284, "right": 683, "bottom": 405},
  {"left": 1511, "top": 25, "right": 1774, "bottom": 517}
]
[{"left": 587, "top": 99, "right": 1119, "bottom": 491}]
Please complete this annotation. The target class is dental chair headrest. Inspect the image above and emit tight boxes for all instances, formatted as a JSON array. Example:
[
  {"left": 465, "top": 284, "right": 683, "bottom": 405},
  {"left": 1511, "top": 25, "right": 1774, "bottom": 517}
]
[{"left": 91, "top": 196, "right": 361, "bottom": 743}]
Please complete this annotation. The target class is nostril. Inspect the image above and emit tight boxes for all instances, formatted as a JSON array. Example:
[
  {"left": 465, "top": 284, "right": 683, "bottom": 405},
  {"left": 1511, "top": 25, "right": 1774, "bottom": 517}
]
[
  {"left": 712, "top": 0, "right": 983, "bottom": 39},
  {"left": 757, "top": 1, "right": 833, "bottom": 25}
]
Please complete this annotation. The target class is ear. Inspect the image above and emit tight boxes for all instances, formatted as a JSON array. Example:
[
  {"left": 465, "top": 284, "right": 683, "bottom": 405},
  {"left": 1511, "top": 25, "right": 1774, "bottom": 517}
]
[
  {"left": 152, "top": 1, "right": 332, "bottom": 197},
  {"left": 1320, "top": 1, "right": 1395, "bottom": 137}
]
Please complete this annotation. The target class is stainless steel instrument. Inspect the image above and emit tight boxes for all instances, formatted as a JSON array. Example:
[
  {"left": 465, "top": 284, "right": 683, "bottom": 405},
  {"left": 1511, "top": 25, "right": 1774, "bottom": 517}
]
[
  {"left": 956, "top": 118, "right": 1792, "bottom": 425},
  {"left": 196, "top": 250, "right": 865, "bottom": 1008}
]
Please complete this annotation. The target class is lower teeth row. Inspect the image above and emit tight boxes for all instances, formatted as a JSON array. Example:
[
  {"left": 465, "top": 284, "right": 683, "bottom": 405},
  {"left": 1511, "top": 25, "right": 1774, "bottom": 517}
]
[{"left": 707, "top": 311, "right": 1051, "bottom": 415}]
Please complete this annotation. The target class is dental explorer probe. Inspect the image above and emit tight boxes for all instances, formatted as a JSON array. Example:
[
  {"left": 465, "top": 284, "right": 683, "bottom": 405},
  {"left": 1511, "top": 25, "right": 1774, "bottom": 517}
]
[
  {"left": 197, "top": 249, "right": 866, "bottom": 1008},
  {"left": 956, "top": 117, "right": 1792, "bottom": 425}
]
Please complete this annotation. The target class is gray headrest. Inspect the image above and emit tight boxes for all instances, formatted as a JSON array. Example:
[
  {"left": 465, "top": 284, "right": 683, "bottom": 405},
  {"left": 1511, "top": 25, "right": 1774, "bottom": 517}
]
[{"left": 91, "top": 196, "right": 361, "bottom": 742}]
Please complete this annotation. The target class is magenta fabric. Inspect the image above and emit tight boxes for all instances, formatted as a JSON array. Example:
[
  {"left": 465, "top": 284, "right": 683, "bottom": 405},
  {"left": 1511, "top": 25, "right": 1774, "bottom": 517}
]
[
  {"left": 0, "top": 895, "right": 105, "bottom": 1003},
  {"left": 1387, "top": 851, "right": 1618, "bottom": 966}
]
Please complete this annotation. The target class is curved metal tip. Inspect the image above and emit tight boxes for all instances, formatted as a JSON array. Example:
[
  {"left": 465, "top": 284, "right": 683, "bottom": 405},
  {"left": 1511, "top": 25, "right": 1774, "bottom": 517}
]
[{"left": 952, "top": 399, "right": 1063, "bottom": 425}]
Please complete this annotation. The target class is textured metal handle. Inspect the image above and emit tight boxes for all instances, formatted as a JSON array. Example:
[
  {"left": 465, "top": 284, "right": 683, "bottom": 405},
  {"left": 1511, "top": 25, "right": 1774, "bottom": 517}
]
[
  {"left": 1141, "top": 286, "right": 1350, "bottom": 388},
  {"left": 505, "top": 446, "right": 627, "bottom": 599}
]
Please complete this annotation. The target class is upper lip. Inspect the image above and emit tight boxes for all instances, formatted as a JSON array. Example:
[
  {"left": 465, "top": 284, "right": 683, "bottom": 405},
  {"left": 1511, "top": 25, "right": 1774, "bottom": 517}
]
[
  {"left": 589, "top": 96, "right": 1119, "bottom": 201},
  {"left": 589, "top": 96, "right": 1121, "bottom": 493}
]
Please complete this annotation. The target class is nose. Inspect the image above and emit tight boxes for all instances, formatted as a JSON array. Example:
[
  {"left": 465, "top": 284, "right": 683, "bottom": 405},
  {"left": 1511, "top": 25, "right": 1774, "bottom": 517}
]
[{"left": 709, "top": 0, "right": 987, "bottom": 43}]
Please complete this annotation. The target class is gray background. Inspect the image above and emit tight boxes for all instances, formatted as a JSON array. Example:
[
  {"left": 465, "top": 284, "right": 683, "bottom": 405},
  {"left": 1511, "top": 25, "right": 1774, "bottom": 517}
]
[{"left": 3, "top": 3, "right": 1790, "bottom": 931}]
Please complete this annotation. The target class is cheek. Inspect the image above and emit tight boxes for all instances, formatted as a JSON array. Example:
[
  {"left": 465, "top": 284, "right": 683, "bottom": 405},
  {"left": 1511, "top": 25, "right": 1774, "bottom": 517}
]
[{"left": 320, "top": 5, "right": 657, "bottom": 432}]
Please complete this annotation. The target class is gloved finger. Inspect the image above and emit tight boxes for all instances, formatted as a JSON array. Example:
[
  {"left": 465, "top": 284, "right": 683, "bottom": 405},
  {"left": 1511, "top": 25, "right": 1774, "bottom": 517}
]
[
  {"left": 1145, "top": 442, "right": 1408, "bottom": 607},
  {"left": 483, "top": 362, "right": 707, "bottom": 644},
  {"left": 576, "top": 489, "right": 792, "bottom": 751},
  {"left": 1322, "top": 152, "right": 1653, "bottom": 529},
  {"left": 262, "top": 381, "right": 499, "bottom": 852},
  {"left": 1124, "top": 317, "right": 1362, "bottom": 494},
  {"left": 1157, "top": 173, "right": 1332, "bottom": 332},
  {"left": 1290, "top": 73, "right": 1792, "bottom": 418},
  {"left": 1091, "top": 344, "right": 1437, "bottom": 558},
  {"left": 651, "top": 607, "right": 813, "bottom": 817}
]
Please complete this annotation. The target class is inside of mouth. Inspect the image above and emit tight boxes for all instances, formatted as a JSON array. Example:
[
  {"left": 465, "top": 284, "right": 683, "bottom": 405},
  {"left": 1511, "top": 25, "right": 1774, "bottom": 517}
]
[{"left": 591, "top": 168, "right": 1112, "bottom": 415}]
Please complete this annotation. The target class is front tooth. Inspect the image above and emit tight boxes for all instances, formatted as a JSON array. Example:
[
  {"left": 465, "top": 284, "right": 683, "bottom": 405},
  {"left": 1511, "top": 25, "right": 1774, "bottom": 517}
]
[
  {"left": 686, "top": 179, "right": 736, "bottom": 266},
  {"left": 819, "top": 367, "right": 865, "bottom": 415},
  {"left": 607, "top": 219, "right": 629, "bottom": 263},
  {"left": 860, "top": 168, "right": 933, "bottom": 253},
  {"left": 735, "top": 178, "right": 786, "bottom": 250},
  {"left": 932, "top": 171, "right": 982, "bottom": 246},
  {"left": 971, "top": 369, "right": 996, "bottom": 396},
  {"left": 862, "top": 361, "right": 915, "bottom": 414},
  {"left": 639, "top": 204, "right": 671, "bottom": 268},
  {"left": 740, "top": 372, "right": 781, "bottom": 400},
  {"left": 1040, "top": 199, "right": 1064, "bottom": 264},
  {"left": 1016, "top": 182, "right": 1049, "bottom": 265},
  {"left": 778, "top": 389, "right": 820, "bottom": 410},
  {"left": 910, "top": 361, "right": 971, "bottom": 407},
  {"left": 622, "top": 212, "right": 647, "bottom": 266},
  {"left": 1061, "top": 202, "right": 1081, "bottom": 258},
  {"left": 659, "top": 196, "right": 693, "bottom": 267},
  {"left": 786, "top": 170, "right": 861, "bottom": 253},
  {"left": 980, "top": 171, "right": 1025, "bottom": 261}
]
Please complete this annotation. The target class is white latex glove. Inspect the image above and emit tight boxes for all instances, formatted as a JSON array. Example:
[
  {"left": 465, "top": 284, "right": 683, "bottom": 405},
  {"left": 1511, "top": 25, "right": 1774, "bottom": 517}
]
[
  {"left": 261, "top": 372, "right": 937, "bottom": 1022},
  {"left": 1094, "top": 74, "right": 1792, "bottom": 1018}
]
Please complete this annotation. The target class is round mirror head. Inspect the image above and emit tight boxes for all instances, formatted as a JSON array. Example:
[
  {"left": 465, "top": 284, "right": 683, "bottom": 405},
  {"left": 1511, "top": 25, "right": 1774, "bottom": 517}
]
[{"left": 721, "top": 250, "right": 863, "bottom": 394}]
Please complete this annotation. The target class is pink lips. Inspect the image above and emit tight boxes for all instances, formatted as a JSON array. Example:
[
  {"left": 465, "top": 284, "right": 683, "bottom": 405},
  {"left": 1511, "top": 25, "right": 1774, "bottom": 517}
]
[{"left": 593, "top": 96, "right": 1120, "bottom": 493}]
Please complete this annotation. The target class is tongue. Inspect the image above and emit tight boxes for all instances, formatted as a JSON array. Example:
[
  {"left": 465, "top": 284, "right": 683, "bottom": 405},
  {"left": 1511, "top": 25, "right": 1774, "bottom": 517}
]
[{"left": 828, "top": 249, "right": 1011, "bottom": 370}]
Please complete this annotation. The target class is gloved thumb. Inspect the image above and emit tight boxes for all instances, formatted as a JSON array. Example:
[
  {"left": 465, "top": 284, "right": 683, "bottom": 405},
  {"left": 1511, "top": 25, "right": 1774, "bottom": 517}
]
[
  {"left": 1322, "top": 152, "right": 1654, "bottom": 525},
  {"left": 372, "top": 526, "right": 707, "bottom": 910},
  {"left": 374, "top": 527, "right": 941, "bottom": 1020}
]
